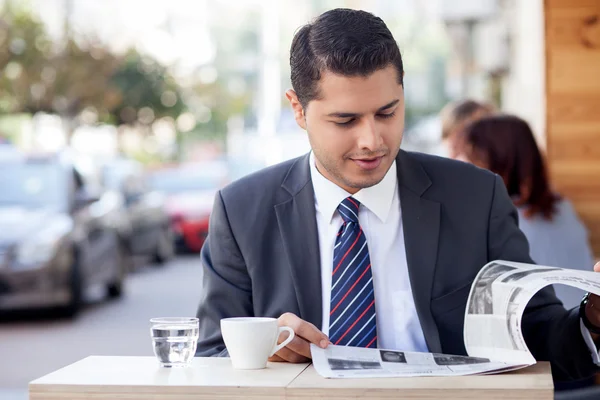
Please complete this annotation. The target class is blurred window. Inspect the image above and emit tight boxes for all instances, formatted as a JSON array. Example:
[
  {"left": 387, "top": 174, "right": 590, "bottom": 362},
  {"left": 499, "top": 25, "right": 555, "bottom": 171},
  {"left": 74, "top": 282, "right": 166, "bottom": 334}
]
[{"left": 0, "top": 162, "right": 67, "bottom": 210}]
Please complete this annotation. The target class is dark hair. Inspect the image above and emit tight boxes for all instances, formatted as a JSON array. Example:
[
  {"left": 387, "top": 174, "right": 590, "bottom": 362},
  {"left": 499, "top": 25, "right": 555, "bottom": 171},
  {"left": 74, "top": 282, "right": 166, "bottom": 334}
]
[
  {"left": 457, "top": 114, "right": 560, "bottom": 220},
  {"left": 289, "top": 8, "right": 404, "bottom": 108},
  {"left": 440, "top": 99, "right": 495, "bottom": 140}
]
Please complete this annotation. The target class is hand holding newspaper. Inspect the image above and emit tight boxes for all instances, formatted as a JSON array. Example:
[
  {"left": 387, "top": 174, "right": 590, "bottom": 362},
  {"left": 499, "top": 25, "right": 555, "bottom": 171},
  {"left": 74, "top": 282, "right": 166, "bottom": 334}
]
[{"left": 311, "top": 260, "right": 600, "bottom": 378}]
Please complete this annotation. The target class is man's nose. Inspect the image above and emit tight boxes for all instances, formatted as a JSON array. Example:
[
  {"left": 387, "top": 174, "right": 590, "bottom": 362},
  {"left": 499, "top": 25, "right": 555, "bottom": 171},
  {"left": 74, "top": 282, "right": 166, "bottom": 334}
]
[{"left": 356, "top": 118, "right": 383, "bottom": 151}]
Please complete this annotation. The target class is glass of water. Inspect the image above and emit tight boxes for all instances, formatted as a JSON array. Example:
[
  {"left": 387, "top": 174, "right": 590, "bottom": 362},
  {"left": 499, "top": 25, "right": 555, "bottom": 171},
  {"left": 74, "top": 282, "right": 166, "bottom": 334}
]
[{"left": 150, "top": 317, "right": 199, "bottom": 368}]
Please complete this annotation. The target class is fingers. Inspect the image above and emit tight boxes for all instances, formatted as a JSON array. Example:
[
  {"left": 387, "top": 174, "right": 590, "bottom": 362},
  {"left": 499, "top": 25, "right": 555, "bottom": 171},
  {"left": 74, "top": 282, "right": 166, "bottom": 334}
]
[
  {"left": 274, "top": 327, "right": 310, "bottom": 361},
  {"left": 279, "top": 333, "right": 312, "bottom": 358},
  {"left": 272, "top": 312, "right": 330, "bottom": 363},
  {"left": 273, "top": 345, "right": 311, "bottom": 363},
  {"left": 268, "top": 354, "right": 285, "bottom": 362},
  {"left": 594, "top": 262, "right": 600, "bottom": 273},
  {"left": 278, "top": 312, "right": 329, "bottom": 348}
]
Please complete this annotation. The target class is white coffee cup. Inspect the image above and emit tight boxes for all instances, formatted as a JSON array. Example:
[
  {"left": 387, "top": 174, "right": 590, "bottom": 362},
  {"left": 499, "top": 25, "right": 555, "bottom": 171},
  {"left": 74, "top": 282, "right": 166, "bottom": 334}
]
[{"left": 220, "top": 317, "right": 295, "bottom": 370}]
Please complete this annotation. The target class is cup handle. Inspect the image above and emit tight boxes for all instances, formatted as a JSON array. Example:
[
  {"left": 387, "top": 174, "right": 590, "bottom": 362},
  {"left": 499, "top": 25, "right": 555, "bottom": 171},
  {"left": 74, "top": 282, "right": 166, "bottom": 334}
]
[{"left": 270, "top": 326, "right": 295, "bottom": 356}]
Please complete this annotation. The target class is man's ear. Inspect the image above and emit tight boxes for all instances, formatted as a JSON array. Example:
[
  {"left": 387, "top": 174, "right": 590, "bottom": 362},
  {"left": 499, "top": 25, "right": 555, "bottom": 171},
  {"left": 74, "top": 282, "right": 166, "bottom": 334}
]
[{"left": 285, "top": 89, "right": 307, "bottom": 130}]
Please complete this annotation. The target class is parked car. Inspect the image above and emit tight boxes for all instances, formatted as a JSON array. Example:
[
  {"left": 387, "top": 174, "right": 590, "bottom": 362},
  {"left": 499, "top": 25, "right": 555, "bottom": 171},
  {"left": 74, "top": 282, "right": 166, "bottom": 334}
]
[
  {"left": 146, "top": 162, "right": 227, "bottom": 253},
  {"left": 0, "top": 151, "right": 125, "bottom": 316},
  {"left": 102, "top": 158, "right": 174, "bottom": 266}
]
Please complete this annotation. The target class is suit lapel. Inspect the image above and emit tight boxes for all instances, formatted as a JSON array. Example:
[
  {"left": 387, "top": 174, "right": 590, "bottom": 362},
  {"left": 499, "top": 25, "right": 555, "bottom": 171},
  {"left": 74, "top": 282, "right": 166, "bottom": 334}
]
[
  {"left": 397, "top": 151, "right": 442, "bottom": 353},
  {"left": 275, "top": 154, "right": 323, "bottom": 328}
]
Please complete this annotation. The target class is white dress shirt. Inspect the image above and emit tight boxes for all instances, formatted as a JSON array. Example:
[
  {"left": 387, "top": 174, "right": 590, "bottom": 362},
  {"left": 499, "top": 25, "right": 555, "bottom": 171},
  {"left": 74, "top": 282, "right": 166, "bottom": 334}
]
[{"left": 309, "top": 152, "right": 428, "bottom": 352}]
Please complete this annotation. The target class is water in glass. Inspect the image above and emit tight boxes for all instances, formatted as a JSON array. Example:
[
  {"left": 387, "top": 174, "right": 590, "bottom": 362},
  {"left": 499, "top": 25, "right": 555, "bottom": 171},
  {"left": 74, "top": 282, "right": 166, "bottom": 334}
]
[{"left": 150, "top": 318, "right": 199, "bottom": 367}]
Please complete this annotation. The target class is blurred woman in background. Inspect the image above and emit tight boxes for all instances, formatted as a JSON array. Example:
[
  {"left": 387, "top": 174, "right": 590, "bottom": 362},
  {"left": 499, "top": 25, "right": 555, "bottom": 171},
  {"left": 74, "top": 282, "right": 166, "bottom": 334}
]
[
  {"left": 454, "top": 114, "right": 595, "bottom": 308},
  {"left": 439, "top": 99, "right": 495, "bottom": 159}
]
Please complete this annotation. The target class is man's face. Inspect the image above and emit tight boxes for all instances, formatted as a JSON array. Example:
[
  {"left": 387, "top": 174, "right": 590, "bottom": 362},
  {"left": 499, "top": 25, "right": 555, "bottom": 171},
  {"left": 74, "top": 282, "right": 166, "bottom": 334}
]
[{"left": 287, "top": 65, "right": 405, "bottom": 194}]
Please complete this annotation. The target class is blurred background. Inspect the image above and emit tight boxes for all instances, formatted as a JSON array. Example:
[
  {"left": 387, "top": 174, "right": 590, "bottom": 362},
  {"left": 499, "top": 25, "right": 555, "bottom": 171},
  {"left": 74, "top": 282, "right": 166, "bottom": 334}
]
[{"left": 1, "top": 0, "right": 599, "bottom": 398}]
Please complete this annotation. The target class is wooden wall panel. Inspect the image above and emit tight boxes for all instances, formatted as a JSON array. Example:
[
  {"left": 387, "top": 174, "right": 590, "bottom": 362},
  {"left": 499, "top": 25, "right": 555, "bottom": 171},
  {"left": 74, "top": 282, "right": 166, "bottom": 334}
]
[{"left": 545, "top": 0, "right": 600, "bottom": 258}]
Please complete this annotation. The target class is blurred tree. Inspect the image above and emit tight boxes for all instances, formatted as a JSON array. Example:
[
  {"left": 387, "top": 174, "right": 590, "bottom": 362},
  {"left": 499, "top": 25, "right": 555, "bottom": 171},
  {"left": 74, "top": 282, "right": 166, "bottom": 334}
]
[
  {"left": 0, "top": 3, "right": 186, "bottom": 146},
  {"left": 0, "top": 2, "right": 53, "bottom": 114},
  {"left": 103, "top": 49, "right": 186, "bottom": 126},
  {"left": 48, "top": 39, "right": 122, "bottom": 137},
  {"left": 0, "top": 2, "right": 121, "bottom": 139}
]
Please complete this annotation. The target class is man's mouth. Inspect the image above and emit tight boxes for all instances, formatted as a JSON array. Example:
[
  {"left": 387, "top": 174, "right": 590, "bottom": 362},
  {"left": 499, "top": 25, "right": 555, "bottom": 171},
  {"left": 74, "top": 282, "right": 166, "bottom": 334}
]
[{"left": 350, "top": 156, "right": 384, "bottom": 171}]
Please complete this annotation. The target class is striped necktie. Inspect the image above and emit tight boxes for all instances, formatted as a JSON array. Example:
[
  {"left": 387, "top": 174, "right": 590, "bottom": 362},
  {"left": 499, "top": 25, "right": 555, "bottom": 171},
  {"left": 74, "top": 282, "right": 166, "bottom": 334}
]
[{"left": 328, "top": 196, "right": 377, "bottom": 348}]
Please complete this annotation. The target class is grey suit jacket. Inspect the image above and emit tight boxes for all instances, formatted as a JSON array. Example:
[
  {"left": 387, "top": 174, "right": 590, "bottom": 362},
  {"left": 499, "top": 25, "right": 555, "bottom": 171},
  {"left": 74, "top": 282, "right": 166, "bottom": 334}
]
[{"left": 196, "top": 150, "right": 598, "bottom": 382}]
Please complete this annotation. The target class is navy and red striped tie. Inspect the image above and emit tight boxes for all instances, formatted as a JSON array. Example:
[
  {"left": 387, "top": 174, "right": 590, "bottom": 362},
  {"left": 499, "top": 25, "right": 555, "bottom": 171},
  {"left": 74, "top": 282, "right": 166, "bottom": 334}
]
[{"left": 328, "top": 196, "right": 377, "bottom": 348}]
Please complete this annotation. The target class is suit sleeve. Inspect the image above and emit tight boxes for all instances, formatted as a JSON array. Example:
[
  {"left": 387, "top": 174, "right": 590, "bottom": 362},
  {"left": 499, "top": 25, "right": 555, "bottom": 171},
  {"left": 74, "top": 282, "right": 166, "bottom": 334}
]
[
  {"left": 195, "top": 190, "right": 253, "bottom": 356},
  {"left": 487, "top": 175, "right": 598, "bottom": 382}
]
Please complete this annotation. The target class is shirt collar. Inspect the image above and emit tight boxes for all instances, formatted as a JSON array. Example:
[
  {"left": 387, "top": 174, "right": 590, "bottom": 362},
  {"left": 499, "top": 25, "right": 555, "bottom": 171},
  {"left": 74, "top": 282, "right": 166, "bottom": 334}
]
[{"left": 309, "top": 151, "right": 398, "bottom": 223}]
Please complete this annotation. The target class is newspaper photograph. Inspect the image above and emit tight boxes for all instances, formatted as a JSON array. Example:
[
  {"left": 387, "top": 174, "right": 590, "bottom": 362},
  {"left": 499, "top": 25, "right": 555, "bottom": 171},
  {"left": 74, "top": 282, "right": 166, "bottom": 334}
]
[{"left": 311, "top": 260, "right": 600, "bottom": 379}]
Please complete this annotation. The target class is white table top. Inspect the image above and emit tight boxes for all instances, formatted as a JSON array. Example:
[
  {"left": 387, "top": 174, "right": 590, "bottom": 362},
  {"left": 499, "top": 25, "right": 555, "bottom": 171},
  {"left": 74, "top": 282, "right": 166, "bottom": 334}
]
[
  {"left": 29, "top": 356, "right": 309, "bottom": 399},
  {"left": 29, "top": 356, "right": 553, "bottom": 400}
]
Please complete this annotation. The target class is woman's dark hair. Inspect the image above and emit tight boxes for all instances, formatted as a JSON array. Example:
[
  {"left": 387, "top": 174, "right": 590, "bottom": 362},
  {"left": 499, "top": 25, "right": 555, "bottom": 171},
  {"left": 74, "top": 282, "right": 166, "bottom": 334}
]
[
  {"left": 290, "top": 8, "right": 404, "bottom": 108},
  {"left": 457, "top": 114, "right": 560, "bottom": 220}
]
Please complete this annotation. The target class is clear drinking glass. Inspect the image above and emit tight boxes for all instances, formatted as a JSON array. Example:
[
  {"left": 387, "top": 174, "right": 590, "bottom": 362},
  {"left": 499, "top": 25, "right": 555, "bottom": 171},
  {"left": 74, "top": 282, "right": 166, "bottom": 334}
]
[{"left": 150, "top": 317, "right": 199, "bottom": 368}]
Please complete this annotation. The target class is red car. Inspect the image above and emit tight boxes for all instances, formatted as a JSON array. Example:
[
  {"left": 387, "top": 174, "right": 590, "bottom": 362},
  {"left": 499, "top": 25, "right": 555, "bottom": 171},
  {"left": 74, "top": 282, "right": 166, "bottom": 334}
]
[{"left": 147, "top": 164, "right": 227, "bottom": 253}]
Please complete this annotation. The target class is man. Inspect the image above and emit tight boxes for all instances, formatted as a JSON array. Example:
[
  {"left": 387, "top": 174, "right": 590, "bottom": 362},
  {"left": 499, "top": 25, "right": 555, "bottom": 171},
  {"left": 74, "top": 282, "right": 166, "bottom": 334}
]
[{"left": 196, "top": 9, "right": 600, "bottom": 382}]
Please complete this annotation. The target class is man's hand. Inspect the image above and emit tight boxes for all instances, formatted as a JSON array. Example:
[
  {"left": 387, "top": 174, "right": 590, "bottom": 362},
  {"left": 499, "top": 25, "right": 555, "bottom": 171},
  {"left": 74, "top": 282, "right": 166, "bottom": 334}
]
[
  {"left": 268, "top": 312, "right": 330, "bottom": 363},
  {"left": 586, "top": 262, "right": 600, "bottom": 341}
]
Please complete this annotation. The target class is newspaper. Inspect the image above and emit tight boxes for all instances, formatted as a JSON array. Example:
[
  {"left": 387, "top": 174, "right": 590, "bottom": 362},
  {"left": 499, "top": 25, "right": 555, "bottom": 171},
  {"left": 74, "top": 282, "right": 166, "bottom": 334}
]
[{"left": 311, "top": 260, "right": 600, "bottom": 378}]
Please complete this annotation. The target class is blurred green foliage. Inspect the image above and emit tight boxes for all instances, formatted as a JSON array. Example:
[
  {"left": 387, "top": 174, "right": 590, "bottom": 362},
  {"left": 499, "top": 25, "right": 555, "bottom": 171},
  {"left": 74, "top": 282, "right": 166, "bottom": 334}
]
[
  {"left": 0, "top": 2, "right": 186, "bottom": 136},
  {"left": 104, "top": 49, "right": 186, "bottom": 126}
]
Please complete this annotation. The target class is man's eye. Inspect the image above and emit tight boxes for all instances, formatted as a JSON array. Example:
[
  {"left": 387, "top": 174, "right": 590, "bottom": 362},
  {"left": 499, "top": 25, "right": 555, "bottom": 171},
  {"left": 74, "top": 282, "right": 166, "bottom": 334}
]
[
  {"left": 377, "top": 112, "right": 396, "bottom": 119},
  {"left": 335, "top": 119, "right": 355, "bottom": 127}
]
